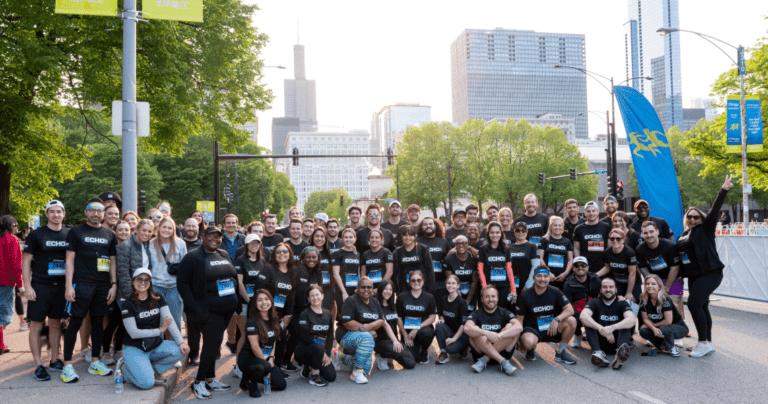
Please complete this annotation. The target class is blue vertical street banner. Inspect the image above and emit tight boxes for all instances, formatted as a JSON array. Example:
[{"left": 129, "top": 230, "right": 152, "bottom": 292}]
[
  {"left": 614, "top": 86, "right": 684, "bottom": 238},
  {"left": 726, "top": 96, "right": 742, "bottom": 153},
  {"left": 746, "top": 96, "right": 764, "bottom": 153}
]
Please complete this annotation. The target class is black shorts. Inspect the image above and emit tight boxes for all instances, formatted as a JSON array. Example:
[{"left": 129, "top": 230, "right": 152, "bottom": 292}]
[
  {"left": 522, "top": 326, "right": 563, "bottom": 344},
  {"left": 66, "top": 283, "right": 111, "bottom": 318},
  {"left": 27, "top": 282, "right": 67, "bottom": 322}
]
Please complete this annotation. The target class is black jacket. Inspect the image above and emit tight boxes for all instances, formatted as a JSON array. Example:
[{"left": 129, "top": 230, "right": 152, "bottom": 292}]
[
  {"left": 177, "top": 246, "right": 238, "bottom": 323},
  {"left": 678, "top": 188, "right": 728, "bottom": 275},
  {"left": 563, "top": 271, "right": 601, "bottom": 313}
]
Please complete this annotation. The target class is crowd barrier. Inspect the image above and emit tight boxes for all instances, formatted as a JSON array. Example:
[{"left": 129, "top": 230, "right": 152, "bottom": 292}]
[
  {"left": 713, "top": 235, "right": 768, "bottom": 303},
  {"left": 715, "top": 222, "right": 768, "bottom": 236}
]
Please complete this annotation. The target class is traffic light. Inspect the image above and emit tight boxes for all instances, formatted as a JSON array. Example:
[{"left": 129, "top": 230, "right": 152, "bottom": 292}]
[
  {"left": 138, "top": 189, "right": 146, "bottom": 209},
  {"left": 387, "top": 148, "right": 394, "bottom": 166},
  {"left": 617, "top": 181, "right": 625, "bottom": 199},
  {"left": 606, "top": 170, "right": 613, "bottom": 196},
  {"left": 292, "top": 147, "right": 299, "bottom": 166},
  {"left": 570, "top": 168, "right": 577, "bottom": 180},
  {"left": 539, "top": 173, "right": 545, "bottom": 184},
  {"left": 340, "top": 193, "right": 344, "bottom": 207},
  {"left": 224, "top": 186, "right": 231, "bottom": 201}
]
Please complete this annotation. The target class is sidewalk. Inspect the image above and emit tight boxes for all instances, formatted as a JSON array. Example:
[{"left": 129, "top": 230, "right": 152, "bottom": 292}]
[{"left": 0, "top": 314, "right": 178, "bottom": 404}]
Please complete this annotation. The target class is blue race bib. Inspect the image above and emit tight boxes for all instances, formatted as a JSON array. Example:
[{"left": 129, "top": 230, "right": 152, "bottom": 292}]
[
  {"left": 217, "top": 279, "right": 235, "bottom": 297},
  {"left": 459, "top": 282, "right": 470, "bottom": 295},
  {"left": 345, "top": 273, "right": 358, "bottom": 288},
  {"left": 681, "top": 254, "right": 691, "bottom": 265},
  {"left": 490, "top": 269, "right": 506, "bottom": 282},
  {"left": 537, "top": 316, "right": 554, "bottom": 332},
  {"left": 433, "top": 262, "right": 443, "bottom": 273},
  {"left": 530, "top": 237, "right": 541, "bottom": 246},
  {"left": 274, "top": 295, "right": 286, "bottom": 308},
  {"left": 548, "top": 255, "right": 564, "bottom": 268},
  {"left": 404, "top": 317, "right": 421, "bottom": 330},
  {"left": 514, "top": 278, "right": 520, "bottom": 288},
  {"left": 650, "top": 258, "right": 667, "bottom": 271},
  {"left": 48, "top": 259, "right": 65, "bottom": 277},
  {"left": 368, "top": 271, "right": 382, "bottom": 284},
  {"left": 322, "top": 272, "right": 331, "bottom": 285},
  {"left": 245, "top": 284, "right": 255, "bottom": 297}
]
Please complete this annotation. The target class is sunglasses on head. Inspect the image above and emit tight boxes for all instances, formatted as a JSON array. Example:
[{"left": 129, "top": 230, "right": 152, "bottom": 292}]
[{"left": 149, "top": 215, "right": 162, "bottom": 220}]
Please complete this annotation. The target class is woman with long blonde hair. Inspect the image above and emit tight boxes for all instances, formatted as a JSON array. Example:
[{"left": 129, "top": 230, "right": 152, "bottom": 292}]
[{"left": 638, "top": 274, "right": 688, "bottom": 357}]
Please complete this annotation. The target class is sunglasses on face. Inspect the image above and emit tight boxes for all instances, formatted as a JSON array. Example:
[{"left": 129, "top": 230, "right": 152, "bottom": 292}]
[
  {"left": 149, "top": 215, "right": 162, "bottom": 220},
  {"left": 368, "top": 213, "right": 379, "bottom": 218},
  {"left": 134, "top": 278, "right": 151, "bottom": 284},
  {"left": 514, "top": 228, "right": 527, "bottom": 233},
  {"left": 573, "top": 264, "right": 587, "bottom": 268},
  {"left": 358, "top": 285, "right": 373, "bottom": 290},
  {"left": 687, "top": 215, "right": 701, "bottom": 220},
  {"left": 609, "top": 237, "right": 623, "bottom": 242},
  {"left": 275, "top": 249, "right": 290, "bottom": 254},
  {"left": 410, "top": 278, "right": 423, "bottom": 284}
]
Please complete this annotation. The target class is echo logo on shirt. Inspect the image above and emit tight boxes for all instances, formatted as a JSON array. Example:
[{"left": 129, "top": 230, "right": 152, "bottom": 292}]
[
  {"left": 527, "top": 223, "right": 543, "bottom": 229},
  {"left": 276, "top": 282, "right": 292, "bottom": 290},
  {"left": 532, "top": 305, "right": 554, "bottom": 313},
  {"left": 366, "top": 259, "right": 382, "bottom": 265},
  {"left": 509, "top": 253, "right": 526, "bottom": 258},
  {"left": 84, "top": 237, "right": 108, "bottom": 244},
  {"left": 429, "top": 247, "right": 444, "bottom": 253},
  {"left": 209, "top": 260, "right": 229, "bottom": 266},
  {"left": 481, "top": 324, "right": 501, "bottom": 331},
  {"left": 46, "top": 241, "right": 69, "bottom": 247},
  {"left": 455, "top": 269, "right": 472, "bottom": 276},
  {"left": 488, "top": 256, "right": 505, "bottom": 262},
  {"left": 138, "top": 308, "right": 160, "bottom": 318},
  {"left": 405, "top": 305, "right": 425, "bottom": 311},
  {"left": 385, "top": 313, "right": 398, "bottom": 321},
  {"left": 362, "top": 312, "right": 379, "bottom": 319},
  {"left": 583, "top": 234, "right": 603, "bottom": 240},
  {"left": 402, "top": 256, "right": 419, "bottom": 263},
  {"left": 600, "top": 315, "right": 619, "bottom": 322},
  {"left": 609, "top": 262, "right": 627, "bottom": 268},
  {"left": 443, "top": 311, "right": 456, "bottom": 318},
  {"left": 549, "top": 244, "right": 566, "bottom": 251},
  {"left": 312, "top": 325, "right": 329, "bottom": 331}
]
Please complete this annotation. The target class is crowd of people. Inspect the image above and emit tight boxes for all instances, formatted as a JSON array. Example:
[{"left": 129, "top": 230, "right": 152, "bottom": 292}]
[{"left": 0, "top": 175, "right": 732, "bottom": 398}]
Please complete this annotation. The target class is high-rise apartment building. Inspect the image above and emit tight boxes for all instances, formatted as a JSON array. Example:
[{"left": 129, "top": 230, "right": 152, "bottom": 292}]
[
  {"left": 623, "top": 0, "right": 683, "bottom": 131},
  {"left": 691, "top": 97, "right": 721, "bottom": 121},
  {"left": 370, "top": 103, "right": 431, "bottom": 169},
  {"left": 284, "top": 44, "right": 318, "bottom": 132},
  {"left": 450, "top": 28, "right": 588, "bottom": 140}
]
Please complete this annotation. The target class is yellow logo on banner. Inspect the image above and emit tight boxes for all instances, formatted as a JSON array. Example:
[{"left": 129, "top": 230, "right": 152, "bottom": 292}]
[
  {"left": 197, "top": 201, "right": 215, "bottom": 223},
  {"left": 628, "top": 128, "right": 669, "bottom": 158},
  {"left": 144, "top": 0, "right": 203, "bottom": 23},
  {"left": 55, "top": 0, "right": 117, "bottom": 17}
]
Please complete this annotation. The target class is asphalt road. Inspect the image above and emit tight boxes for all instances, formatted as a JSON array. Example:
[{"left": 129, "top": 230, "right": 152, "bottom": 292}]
[{"left": 169, "top": 304, "right": 768, "bottom": 404}]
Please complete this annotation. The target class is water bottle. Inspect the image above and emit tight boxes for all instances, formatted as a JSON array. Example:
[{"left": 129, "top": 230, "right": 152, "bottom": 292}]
[
  {"left": 264, "top": 374, "right": 271, "bottom": 395},
  {"left": 115, "top": 369, "right": 124, "bottom": 394}
]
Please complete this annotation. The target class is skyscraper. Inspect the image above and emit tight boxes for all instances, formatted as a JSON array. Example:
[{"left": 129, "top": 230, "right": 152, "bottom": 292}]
[
  {"left": 370, "top": 103, "right": 431, "bottom": 169},
  {"left": 450, "top": 28, "right": 588, "bottom": 140},
  {"left": 623, "top": 0, "right": 683, "bottom": 131},
  {"left": 284, "top": 44, "right": 318, "bottom": 132}
]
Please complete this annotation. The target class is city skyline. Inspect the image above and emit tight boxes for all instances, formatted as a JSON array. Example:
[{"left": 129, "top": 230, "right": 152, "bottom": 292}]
[{"left": 249, "top": 0, "right": 767, "bottom": 152}]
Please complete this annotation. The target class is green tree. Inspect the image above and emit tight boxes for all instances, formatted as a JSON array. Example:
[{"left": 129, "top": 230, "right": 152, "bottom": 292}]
[
  {"left": 304, "top": 188, "right": 345, "bottom": 220},
  {"left": 452, "top": 119, "right": 498, "bottom": 214},
  {"left": 0, "top": 0, "right": 273, "bottom": 217}
]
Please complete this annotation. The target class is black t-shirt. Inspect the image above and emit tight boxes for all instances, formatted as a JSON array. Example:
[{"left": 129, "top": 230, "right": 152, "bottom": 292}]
[
  {"left": 416, "top": 236, "right": 451, "bottom": 284},
  {"left": 328, "top": 239, "right": 344, "bottom": 254},
  {"left": 507, "top": 242, "right": 538, "bottom": 290},
  {"left": 468, "top": 306, "right": 515, "bottom": 333},
  {"left": 630, "top": 216, "right": 674, "bottom": 241},
  {"left": 675, "top": 231, "right": 700, "bottom": 274},
  {"left": 393, "top": 244, "right": 433, "bottom": 293},
  {"left": 538, "top": 236, "right": 573, "bottom": 278},
  {"left": 256, "top": 265, "right": 295, "bottom": 317},
  {"left": 443, "top": 252, "right": 477, "bottom": 298},
  {"left": 243, "top": 317, "right": 276, "bottom": 357},
  {"left": 396, "top": 291, "right": 437, "bottom": 330},
  {"left": 381, "top": 220, "right": 407, "bottom": 245},
  {"left": 339, "top": 294, "right": 384, "bottom": 340},
  {"left": 585, "top": 298, "right": 632, "bottom": 327},
  {"left": 277, "top": 226, "right": 291, "bottom": 239},
  {"left": 362, "top": 247, "right": 393, "bottom": 287},
  {"left": 634, "top": 239, "right": 679, "bottom": 281},
  {"left": 573, "top": 221, "right": 612, "bottom": 273},
  {"left": 234, "top": 255, "right": 266, "bottom": 299},
  {"left": 514, "top": 213, "right": 549, "bottom": 245},
  {"left": 332, "top": 249, "right": 362, "bottom": 296},
  {"left": 121, "top": 294, "right": 168, "bottom": 350},
  {"left": 603, "top": 246, "right": 638, "bottom": 284},
  {"left": 355, "top": 227, "right": 394, "bottom": 255},
  {"left": 640, "top": 298, "right": 683, "bottom": 325},
  {"left": 440, "top": 295, "right": 469, "bottom": 333},
  {"left": 316, "top": 250, "right": 333, "bottom": 290},
  {"left": 563, "top": 216, "right": 585, "bottom": 242},
  {"left": 261, "top": 234, "right": 284, "bottom": 254},
  {"left": 24, "top": 226, "right": 70, "bottom": 284},
  {"left": 66, "top": 224, "right": 118, "bottom": 285},
  {"left": 294, "top": 263, "right": 313, "bottom": 314},
  {"left": 298, "top": 308, "right": 334, "bottom": 353},
  {"left": 477, "top": 244, "right": 510, "bottom": 289},
  {"left": 379, "top": 303, "right": 399, "bottom": 341},
  {"left": 204, "top": 250, "right": 239, "bottom": 315},
  {"left": 444, "top": 226, "right": 467, "bottom": 247},
  {"left": 287, "top": 240, "right": 309, "bottom": 262},
  {"left": 625, "top": 230, "right": 642, "bottom": 251},
  {"left": 516, "top": 286, "right": 570, "bottom": 331}
]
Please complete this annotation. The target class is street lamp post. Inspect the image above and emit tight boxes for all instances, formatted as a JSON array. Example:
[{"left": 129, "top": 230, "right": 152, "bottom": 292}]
[
  {"left": 657, "top": 27, "right": 749, "bottom": 222},
  {"left": 447, "top": 164, "right": 453, "bottom": 224}
]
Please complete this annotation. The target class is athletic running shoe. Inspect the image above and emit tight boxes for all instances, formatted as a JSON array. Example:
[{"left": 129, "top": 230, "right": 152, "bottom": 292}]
[
  {"left": 100, "top": 353, "right": 115, "bottom": 366},
  {"left": 61, "top": 364, "right": 79, "bottom": 383},
  {"left": 555, "top": 349, "right": 577, "bottom": 365},
  {"left": 690, "top": 342, "right": 715, "bottom": 358},
  {"left": 436, "top": 352, "right": 449, "bottom": 365},
  {"left": 34, "top": 365, "right": 51, "bottom": 381},
  {"left": 591, "top": 351, "right": 610, "bottom": 367},
  {"left": 205, "top": 378, "right": 231, "bottom": 391},
  {"left": 225, "top": 342, "right": 237, "bottom": 354},
  {"left": 572, "top": 337, "right": 582, "bottom": 349},
  {"left": 669, "top": 346, "right": 681, "bottom": 357},
  {"left": 331, "top": 349, "right": 342, "bottom": 371},
  {"left": 674, "top": 339, "right": 684, "bottom": 348},
  {"left": 79, "top": 347, "right": 91, "bottom": 360},
  {"left": 193, "top": 380, "right": 211, "bottom": 399},
  {"left": 88, "top": 360, "right": 113, "bottom": 376},
  {"left": 708, "top": 342, "right": 716, "bottom": 353},
  {"left": 500, "top": 359, "right": 516, "bottom": 376},
  {"left": 189, "top": 356, "right": 200, "bottom": 366},
  {"left": 525, "top": 349, "right": 537, "bottom": 361},
  {"left": 350, "top": 368, "right": 368, "bottom": 384},
  {"left": 418, "top": 351, "right": 429, "bottom": 364},
  {"left": 20, "top": 320, "right": 29, "bottom": 331},
  {"left": 232, "top": 364, "right": 243, "bottom": 379},
  {"left": 471, "top": 357, "right": 487, "bottom": 373},
  {"left": 49, "top": 359, "right": 64, "bottom": 373},
  {"left": 248, "top": 381, "right": 261, "bottom": 398},
  {"left": 280, "top": 362, "right": 299, "bottom": 372},
  {"left": 611, "top": 344, "right": 630, "bottom": 370},
  {"left": 309, "top": 374, "right": 328, "bottom": 387},
  {"left": 301, "top": 365, "right": 310, "bottom": 379}
]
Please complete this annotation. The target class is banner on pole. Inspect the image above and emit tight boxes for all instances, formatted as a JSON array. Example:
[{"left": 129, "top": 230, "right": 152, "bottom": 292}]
[
  {"left": 746, "top": 96, "right": 764, "bottom": 153},
  {"left": 197, "top": 201, "right": 215, "bottom": 223},
  {"left": 726, "top": 95, "right": 742, "bottom": 153},
  {"left": 55, "top": 0, "right": 117, "bottom": 17},
  {"left": 144, "top": 0, "right": 203, "bottom": 23}
]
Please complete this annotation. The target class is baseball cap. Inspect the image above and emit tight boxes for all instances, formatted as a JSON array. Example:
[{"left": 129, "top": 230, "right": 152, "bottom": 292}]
[
  {"left": 46, "top": 200, "right": 65, "bottom": 212},
  {"left": 514, "top": 221, "right": 527, "bottom": 229},
  {"left": 406, "top": 204, "right": 420, "bottom": 213},
  {"left": 245, "top": 234, "right": 261, "bottom": 244},
  {"left": 314, "top": 213, "right": 329, "bottom": 222},
  {"left": 634, "top": 199, "right": 649, "bottom": 209},
  {"left": 573, "top": 256, "right": 589, "bottom": 266},
  {"left": 389, "top": 199, "right": 402, "bottom": 207},
  {"left": 604, "top": 195, "right": 618, "bottom": 203},
  {"left": 203, "top": 225, "right": 223, "bottom": 235},
  {"left": 98, "top": 191, "right": 122, "bottom": 208},
  {"left": 452, "top": 208, "right": 466, "bottom": 217},
  {"left": 132, "top": 268, "right": 152, "bottom": 279},
  {"left": 584, "top": 201, "right": 599, "bottom": 210}
]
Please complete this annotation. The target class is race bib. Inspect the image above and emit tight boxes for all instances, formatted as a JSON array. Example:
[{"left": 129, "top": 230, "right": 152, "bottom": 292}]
[
  {"left": 587, "top": 241, "right": 604, "bottom": 252},
  {"left": 490, "top": 269, "right": 506, "bottom": 282},
  {"left": 459, "top": 282, "right": 470, "bottom": 295},
  {"left": 274, "top": 295, "right": 286, "bottom": 308},
  {"left": 681, "top": 254, "right": 691, "bottom": 265},
  {"left": 537, "top": 316, "right": 554, "bottom": 332},
  {"left": 322, "top": 272, "right": 331, "bottom": 285},
  {"left": 368, "top": 271, "right": 382, "bottom": 284},
  {"left": 245, "top": 284, "right": 255, "bottom": 297},
  {"left": 48, "top": 259, "right": 65, "bottom": 277},
  {"left": 649, "top": 258, "right": 667, "bottom": 272},
  {"left": 548, "top": 254, "right": 564, "bottom": 268},
  {"left": 261, "top": 347, "right": 273, "bottom": 357},
  {"left": 530, "top": 237, "right": 541, "bottom": 246},
  {"left": 345, "top": 273, "right": 358, "bottom": 288},
  {"left": 313, "top": 338, "right": 325, "bottom": 345},
  {"left": 404, "top": 317, "right": 421, "bottom": 330},
  {"left": 467, "top": 305, "right": 474, "bottom": 311},
  {"left": 97, "top": 257, "right": 110, "bottom": 273},
  {"left": 217, "top": 279, "right": 235, "bottom": 297},
  {"left": 433, "top": 262, "right": 443, "bottom": 273}
]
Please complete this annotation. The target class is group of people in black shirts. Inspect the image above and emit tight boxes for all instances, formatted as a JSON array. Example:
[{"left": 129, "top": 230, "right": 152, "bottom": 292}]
[{"left": 16, "top": 174, "right": 732, "bottom": 398}]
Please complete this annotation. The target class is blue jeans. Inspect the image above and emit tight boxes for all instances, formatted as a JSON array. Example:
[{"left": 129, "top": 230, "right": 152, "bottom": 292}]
[
  {"left": 153, "top": 286, "right": 182, "bottom": 330},
  {"left": 0, "top": 286, "right": 14, "bottom": 327},
  {"left": 122, "top": 341, "right": 184, "bottom": 390}
]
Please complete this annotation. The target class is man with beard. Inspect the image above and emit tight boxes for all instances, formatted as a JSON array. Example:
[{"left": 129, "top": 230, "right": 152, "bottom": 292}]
[
  {"left": 381, "top": 200, "right": 406, "bottom": 246},
  {"left": 562, "top": 199, "right": 585, "bottom": 243},
  {"left": 573, "top": 202, "right": 612, "bottom": 274},
  {"left": 629, "top": 200, "right": 674, "bottom": 242},
  {"left": 445, "top": 209, "right": 468, "bottom": 248},
  {"left": 326, "top": 219, "right": 343, "bottom": 253},
  {"left": 261, "top": 214, "right": 284, "bottom": 255},
  {"left": 182, "top": 218, "right": 202, "bottom": 252},
  {"left": 600, "top": 196, "right": 619, "bottom": 225},
  {"left": 514, "top": 194, "right": 549, "bottom": 247},
  {"left": 406, "top": 204, "right": 421, "bottom": 227},
  {"left": 580, "top": 278, "right": 635, "bottom": 369},
  {"left": 562, "top": 256, "right": 601, "bottom": 348},
  {"left": 463, "top": 286, "right": 521, "bottom": 375},
  {"left": 355, "top": 204, "right": 394, "bottom": 254},
  {"left": 302, "top": 218, "right": 314, "bottom": 243},
  {"left": 416, "top": 218, "right": 452, "bottom": 311}
]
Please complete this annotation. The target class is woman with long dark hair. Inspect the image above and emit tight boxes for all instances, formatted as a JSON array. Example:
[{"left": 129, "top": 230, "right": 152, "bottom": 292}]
[
  {"left": 257, "top": 242, "right": 298, "bottom": 372},
  {"left": 237, "top": 289, "right": 287, "bottom": 397},
  {"left": 477, "top": 222, "right": 516, "bottom": 308},
  {"left": 309, "top": 228, "right": 335, "bottom": 311},
  {"left": 231, "top": 233, "right": 266, "bottom": 378},
  {"left": 295, "top": 285, "right": 336, "bottom": 386},
  {"left": 374, "top": 280, "right": 415, "bottom": 370},
  {"left": 392, "top": 226, "right": 433, "bottom": 293}
]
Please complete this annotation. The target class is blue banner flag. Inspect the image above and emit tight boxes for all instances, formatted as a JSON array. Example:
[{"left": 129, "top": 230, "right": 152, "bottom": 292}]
[
  {"left": 614, "top": 86, "right": 684, "bottom": 238},
  {"left": 726, "top": 97, "right": 742, "bottom": 153},
  {"left": 746, "top": 97, "right": 763, "bottom": 153}
]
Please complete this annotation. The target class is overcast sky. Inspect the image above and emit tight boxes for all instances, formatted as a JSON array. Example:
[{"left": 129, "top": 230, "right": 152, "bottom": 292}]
[{"left": 247, "top": 0, "right": 767, "bottom": 151}]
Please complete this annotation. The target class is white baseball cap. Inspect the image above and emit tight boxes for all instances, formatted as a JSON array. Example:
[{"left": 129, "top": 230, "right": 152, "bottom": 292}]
[
  {"left": 245, "top": 234, "right": 262, "bottom": 244},
  {"left": 132, "top": 267, "right": 152, "bottom": 279},
  {"left": 46, "top": 200, "right": 65, "bottom": 212}
]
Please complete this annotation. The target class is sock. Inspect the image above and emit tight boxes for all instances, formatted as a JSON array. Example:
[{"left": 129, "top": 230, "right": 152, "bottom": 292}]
[{"left": 558, "top": 342, "right": 567, "bottom": 353}]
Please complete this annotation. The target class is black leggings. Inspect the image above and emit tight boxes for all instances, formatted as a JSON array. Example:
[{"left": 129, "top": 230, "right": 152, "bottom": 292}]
[
  {"left": 102, "top": 302, "right": 124, "bottom": 353},
  {"left": 193, "top": 313, "right": 232, "bottom": 382},
  {"left": 687, "top": 271, "right": 723, "bottom": 342},
  {"left": 237, "top": 353, "right": 287, "bottom": 390},
  {"left": 585, "top": 327, "right": 631, "bottom": 355},
  {"left": 401, "top": 326, "right": 435, "bottom": 359},
  {"left": 639, "top": 323, "right": 689, "bottom": 351},
  {"left": 374, "top": 339, "right": 416, "bottom": 369},
  {"left": 279, "top": 318, "right": 300, "bottom": 367},
  {"left": 294, "top": 342, "right": 337, "bottom": 381},
  {"left": 63, "top": 315, "right": 104, "bottom": 361}
]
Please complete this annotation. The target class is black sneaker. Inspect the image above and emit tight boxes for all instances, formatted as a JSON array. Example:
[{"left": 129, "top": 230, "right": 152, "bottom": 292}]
[
  {"left": 248, "top": 381, "right": 261, "bottom": 398},
  {"left": 188, "top": 356, "right": 200, "bottom": 366},
  {"left": 301, "top": 365, "right": 310, "bottom": 379},
  {"left": 555, "top": 349, "right": 577, "bottom": 365},
  {"left": 309, "top": 374, "right": 328, "bottom": 387},
  {"left": 48, "top": 359, "right": 64, "bottom": 373},
  {"left": 34, "top": 365, "right": 51, "bottom": 381},
  {"left": 525, "top": 349, "right": 537, "bottom": 361},
  {"left": 418, "top": 351, "right": 429, "bottom": 364},
  {"left": 280, "top": 362, "right": 299, "bottom": 373}
]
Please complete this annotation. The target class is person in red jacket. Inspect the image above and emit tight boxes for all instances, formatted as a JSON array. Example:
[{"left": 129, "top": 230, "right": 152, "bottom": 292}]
[{"left": 0, "top": 215, "right": 22, "bottom": 354}]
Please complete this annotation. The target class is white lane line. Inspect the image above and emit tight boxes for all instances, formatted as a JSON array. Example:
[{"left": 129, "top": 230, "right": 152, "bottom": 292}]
[{"left": 629, "top": 391, "right": 668, "bottom": 404}]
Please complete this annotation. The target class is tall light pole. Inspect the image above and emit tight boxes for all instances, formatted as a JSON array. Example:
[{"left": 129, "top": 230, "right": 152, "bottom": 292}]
[
  {"left": 447, "top": 163, "right": 453, "bottom": 224},
  {"left": 657, "top": 27, "right": 749, "bottom": 222}
]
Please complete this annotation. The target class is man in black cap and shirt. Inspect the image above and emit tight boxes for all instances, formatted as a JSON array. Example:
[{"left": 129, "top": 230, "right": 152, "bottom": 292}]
[
  {"left": 580, "top": 278, "right": 635, "bottom": 369},
  {"left": 600, "top": 195, "right": 619, "bottom": 225},
  {"left": 514, "top": 194, "right": 549, "bottom": 247},
  {"left": 98, "top": 191, "right": 122, "bottom": 211},
  {"left": 381, "top": 200, "right": 406, "bottom": 245},
  {"left": 573, "top": 202, "right": 612, "bottom": 274},
  {"left": 630, "top": 200, "right": 674, "bottom": 242},
  {"left": 444, "top": 209, "right": 468, "bottom": 247}
]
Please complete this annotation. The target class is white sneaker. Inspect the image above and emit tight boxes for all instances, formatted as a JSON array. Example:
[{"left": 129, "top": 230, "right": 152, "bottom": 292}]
[
  {"left": 350, "top": 368, "right": 368, "bottom": 384},
  {"left": 376, "top": 357, "right": 389, "bottom": 371},
  {"left": 232, "top": 364, "right": 243, "bottom": 379},
  {"left": 708, "top": 342, "right": 716, "bottom": 352},
  {"left": 674, "top": 339, "right": 684, "bottom": 348},
  {"left": 193, "top": 380, "right": 211, "bottom": 399},
  {"left": 572, "top": 337, "right": 582, "bottom": 349},
  {"left": 174, "top": 360, "right": 183, "bottom": 369},
  {"left": 690, "top": 342, "right": 715, "bottom": 358},
  {"left": 100, "top": 354, "right": 115, "bottom": 366}
]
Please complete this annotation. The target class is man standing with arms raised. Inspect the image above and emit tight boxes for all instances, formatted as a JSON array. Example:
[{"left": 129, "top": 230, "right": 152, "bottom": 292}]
[{"left": 514, "top": 194, "right": 549, "bottom": 247}]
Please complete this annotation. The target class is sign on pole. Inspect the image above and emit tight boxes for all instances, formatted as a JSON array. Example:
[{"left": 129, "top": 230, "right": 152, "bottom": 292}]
[
  {"left": 726, "top": 96, "right": 742, "bottom": 153},
  {"left": 197, "top": 201, "right": 215, "bottom": 223},
  {"left": 594, "top": 168, "right": 607, "bottom": 175},
  {"left": 55, "top": 0, "right": 117, "bottom": 16},
  {"left": 745, "top": 96, "right": 763, "bottom": 153},
  {"left": 144, "top": 0, "right": 203, "bottom": 23},
  {"left": 28, "top": 215, "right": 40, "bottom": 229},
  {"left": 112, "top": 101, "right": 150, "bottom": 137}
]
